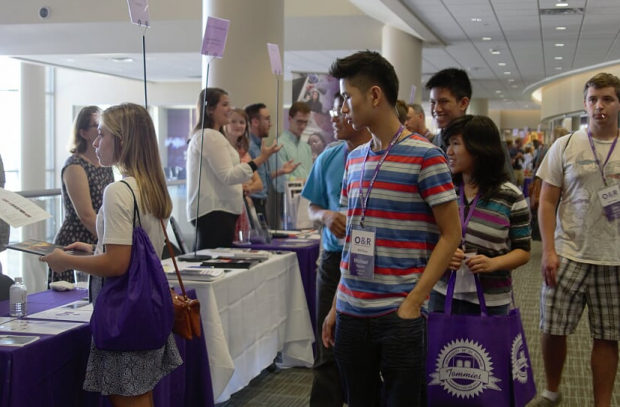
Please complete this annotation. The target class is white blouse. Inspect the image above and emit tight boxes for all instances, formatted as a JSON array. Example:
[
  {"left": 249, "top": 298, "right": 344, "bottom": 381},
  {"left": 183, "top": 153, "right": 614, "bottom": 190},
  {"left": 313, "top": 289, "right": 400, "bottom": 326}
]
[{"left": 186, "top": 128, "right": 253, "bottom": 221}]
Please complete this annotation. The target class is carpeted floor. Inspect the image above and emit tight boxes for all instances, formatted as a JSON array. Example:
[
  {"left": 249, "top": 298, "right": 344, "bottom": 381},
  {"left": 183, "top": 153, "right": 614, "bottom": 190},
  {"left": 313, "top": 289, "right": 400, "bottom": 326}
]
[{"left": 217, "top": 240, "right": 620, "bottom": 406}]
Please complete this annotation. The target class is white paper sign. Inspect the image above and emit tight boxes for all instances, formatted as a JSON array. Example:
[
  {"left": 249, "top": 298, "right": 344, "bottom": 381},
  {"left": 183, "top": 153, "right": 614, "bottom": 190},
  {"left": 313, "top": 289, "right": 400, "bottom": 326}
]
[
  {"left": 409, "top": 85, "right": 417, "bottom": 103},
  {"left": 127, "top": 0, "right": 150, "bottom": 27},
  {"left": 537, "top": 124, "right": 541, "bottom": 132},
  {"left": 0, "top": 187, "right": 52, "bottom": 228},
  {"left": 267, "top": 43, "right": 283, "bottom": 75},
  {"left": 512, "top": 128, "right": 518, "bottom": 136},
  {"left": 202, "top": 17, "right": 230, "bottom": 58}
]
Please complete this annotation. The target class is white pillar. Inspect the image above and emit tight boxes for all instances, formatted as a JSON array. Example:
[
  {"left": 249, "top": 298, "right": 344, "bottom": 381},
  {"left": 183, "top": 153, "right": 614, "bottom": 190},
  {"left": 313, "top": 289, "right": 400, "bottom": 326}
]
[
  {"left": 19, "top": 62, "right": 48, "bottom": 294},
  {"left": 202, "top": 0, "right": 284, "bottom": 137},
  {"left": 468, "top": 98, "right": 489, "bottom": 116},
  {"left": 20, "top": 63, "right": 46, "bottom": 191},
  {"left": 381, "top": 25, "right": 423, "bottom": 104}
]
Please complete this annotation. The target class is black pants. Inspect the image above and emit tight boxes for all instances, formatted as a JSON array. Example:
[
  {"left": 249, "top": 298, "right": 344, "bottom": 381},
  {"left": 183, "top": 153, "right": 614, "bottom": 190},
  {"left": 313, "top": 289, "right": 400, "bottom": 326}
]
[
  {"left": 311, "top": 250, "right": 345, "bottom": 407},
  {"left": 251, "top": 197, "right": 267, "bottom": 224},
  {"left": 192, "top": 211, "right": 239, "bottom": 250}
]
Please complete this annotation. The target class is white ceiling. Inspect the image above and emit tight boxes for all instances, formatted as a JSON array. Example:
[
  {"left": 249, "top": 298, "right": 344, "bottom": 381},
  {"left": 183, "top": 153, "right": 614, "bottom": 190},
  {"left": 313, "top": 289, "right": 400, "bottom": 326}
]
[{"left": 8, "top": 0, "right": 620, "bottom": 111}]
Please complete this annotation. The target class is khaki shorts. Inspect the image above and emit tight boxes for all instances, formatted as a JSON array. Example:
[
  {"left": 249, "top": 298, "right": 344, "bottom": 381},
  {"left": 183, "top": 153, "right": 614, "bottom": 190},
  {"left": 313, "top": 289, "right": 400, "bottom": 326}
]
[{"left": 540, "top": 256, "right": 620, "bottom": 341}]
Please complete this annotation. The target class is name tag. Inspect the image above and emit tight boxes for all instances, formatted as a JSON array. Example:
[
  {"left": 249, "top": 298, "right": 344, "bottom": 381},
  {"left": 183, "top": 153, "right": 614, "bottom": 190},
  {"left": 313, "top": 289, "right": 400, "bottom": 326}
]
[
  {"left": 597, "top": 184, "right": 620, "bottom": 221},
  {"left": 349, "top": 226, "right": 376, "bottom": 279}
]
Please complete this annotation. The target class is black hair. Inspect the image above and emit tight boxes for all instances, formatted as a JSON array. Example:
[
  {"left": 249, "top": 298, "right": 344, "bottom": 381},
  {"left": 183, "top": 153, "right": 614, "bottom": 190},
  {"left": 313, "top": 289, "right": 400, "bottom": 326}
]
[
  {"left": 244, "top": 103, "right": 267, "bottom": 122},
  {"left": 441, "top": 115, "right": 507, "bottom": 201},
  {"left": 328, "top": 50, "right": 399, "bottom": 106},
  {"left": 425, "top": 68, "right": 472, "bottom": 101}
]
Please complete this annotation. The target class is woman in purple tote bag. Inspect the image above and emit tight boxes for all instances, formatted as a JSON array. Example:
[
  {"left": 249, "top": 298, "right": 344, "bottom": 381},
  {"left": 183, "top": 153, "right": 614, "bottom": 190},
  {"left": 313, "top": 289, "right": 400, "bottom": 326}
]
[
  {"left": 42, "top": 103, "right": 181, "bottom": 407},
  {"left": 428, "top": 115, "right": 531, "bottom": 316}
]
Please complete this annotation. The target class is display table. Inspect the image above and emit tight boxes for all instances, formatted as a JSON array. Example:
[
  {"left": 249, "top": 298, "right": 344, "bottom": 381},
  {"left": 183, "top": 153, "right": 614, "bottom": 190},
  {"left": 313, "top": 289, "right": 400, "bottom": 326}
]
[
  {"left": 235, "top": 238, "right": 321, "bottom": 334},
  {"left": 0, "top": 289, "right": 213, "bottom": 407},
  {"left": 163, "top": 251, "right": 314, "bottom": 403}
]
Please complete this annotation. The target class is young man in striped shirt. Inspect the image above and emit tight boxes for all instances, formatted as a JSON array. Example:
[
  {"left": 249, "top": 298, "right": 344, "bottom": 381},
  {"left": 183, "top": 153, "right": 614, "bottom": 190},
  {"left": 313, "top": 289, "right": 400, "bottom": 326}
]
[{"left": 321, "top": 50, "right": 461, "bottom": 406}]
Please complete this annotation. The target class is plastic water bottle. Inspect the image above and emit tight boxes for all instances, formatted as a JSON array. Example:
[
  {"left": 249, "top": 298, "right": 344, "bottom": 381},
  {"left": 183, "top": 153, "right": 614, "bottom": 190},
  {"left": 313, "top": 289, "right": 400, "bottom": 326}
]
[{"left": 9, "top": 277, "right": 27, "bottom": 317}]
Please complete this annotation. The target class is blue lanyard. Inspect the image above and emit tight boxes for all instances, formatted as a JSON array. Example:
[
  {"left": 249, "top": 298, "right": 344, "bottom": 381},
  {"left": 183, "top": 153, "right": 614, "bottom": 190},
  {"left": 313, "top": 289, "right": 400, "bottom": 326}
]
[
  {"left": 459, "top": 185, "right": 480, "bottom": 248},
  {"left": 357, "top": 126, "right": 404, "bottom": 227},
  {"left": 587, "top": 128, "right": 619, "bottom": 187}
]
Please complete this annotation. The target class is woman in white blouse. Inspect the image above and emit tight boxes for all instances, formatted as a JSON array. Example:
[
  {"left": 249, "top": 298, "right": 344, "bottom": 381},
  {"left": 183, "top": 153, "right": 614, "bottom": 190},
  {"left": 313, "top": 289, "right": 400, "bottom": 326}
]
[{"left": 186, "top": 88, "right": 280, "bottom": 249}]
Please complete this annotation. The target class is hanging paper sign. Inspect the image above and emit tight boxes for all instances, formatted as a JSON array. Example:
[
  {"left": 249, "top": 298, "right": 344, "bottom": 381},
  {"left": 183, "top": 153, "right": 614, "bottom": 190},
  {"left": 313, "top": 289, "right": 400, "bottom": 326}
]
[
  {"left": 127, "top": 0, "right": 150, "bottom": 27},
  {"left": 537, "top": 124, "right": 541, "bottom": 132},
  {"left": 512, "top": 128, "right": 518, "bottom": 136},
  {"left": 201, "top": 17, "right": 230, "bottom": 58},
  {"left": 267, "top": 43, "right": 283, "bottom": 75},
  {"left": 409, "top": 85, "right": 417, "bottom": 103}
]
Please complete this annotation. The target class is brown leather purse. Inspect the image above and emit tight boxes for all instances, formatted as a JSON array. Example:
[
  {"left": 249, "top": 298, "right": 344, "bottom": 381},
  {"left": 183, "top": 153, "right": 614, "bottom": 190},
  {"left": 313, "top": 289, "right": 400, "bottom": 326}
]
[{"left": 160, "top": 220, "right": 202, "bottom": 340}]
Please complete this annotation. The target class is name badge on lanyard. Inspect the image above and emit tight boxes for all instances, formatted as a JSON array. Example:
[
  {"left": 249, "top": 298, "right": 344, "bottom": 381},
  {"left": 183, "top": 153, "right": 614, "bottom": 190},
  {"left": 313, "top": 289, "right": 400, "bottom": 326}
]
[
  {"left": 350, "top": 226, "right": 376, "bottom": 279},
  {"left": 349, "top": 126, "right": 405, "bottom": 279},
  {"left": 587, "top": 128, "right": 620, "bottom": 222},
  {"left": 598, "top": 185, "right": 620, "bottom": 221}
]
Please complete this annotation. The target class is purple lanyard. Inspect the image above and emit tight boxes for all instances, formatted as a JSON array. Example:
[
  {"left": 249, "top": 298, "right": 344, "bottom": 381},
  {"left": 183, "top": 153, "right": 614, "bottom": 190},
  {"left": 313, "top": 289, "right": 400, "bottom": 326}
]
[
  {"left": 587, "top": 128, "right": 619, "bottom": 187},
  {"left": 459, "top": 185, "right": 480, "bottom": 248},
  {"left": 358, "top": 126, "right": 404, "bottom": 227}
]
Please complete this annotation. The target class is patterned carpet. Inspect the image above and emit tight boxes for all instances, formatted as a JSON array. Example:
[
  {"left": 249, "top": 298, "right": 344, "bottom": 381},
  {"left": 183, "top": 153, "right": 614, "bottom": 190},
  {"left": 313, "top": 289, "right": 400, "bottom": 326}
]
[{"left": 216, "top": 241, "right": 619, "bottom": 406}]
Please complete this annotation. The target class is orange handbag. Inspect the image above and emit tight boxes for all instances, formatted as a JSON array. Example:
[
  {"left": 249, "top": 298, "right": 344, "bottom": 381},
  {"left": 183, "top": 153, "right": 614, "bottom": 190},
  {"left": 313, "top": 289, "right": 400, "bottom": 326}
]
[{"left": 160, "top": 220, "right": 202, "bottom": 340}]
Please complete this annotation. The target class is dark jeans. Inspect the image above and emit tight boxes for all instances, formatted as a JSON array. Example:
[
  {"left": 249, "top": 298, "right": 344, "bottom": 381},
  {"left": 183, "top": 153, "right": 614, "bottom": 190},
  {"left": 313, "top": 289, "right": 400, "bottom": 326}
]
[
  {"left": 428, "top": 291, "right": 509, "bottom": 316},
  {"left": 192, "top": 211, "right": 239, "bottom": 250},
  {"left": 334, "top": 311, "right": 427, "bottom": 407},
  {"left": 311, "top": 250, "right": 345, "bottom": 407}
]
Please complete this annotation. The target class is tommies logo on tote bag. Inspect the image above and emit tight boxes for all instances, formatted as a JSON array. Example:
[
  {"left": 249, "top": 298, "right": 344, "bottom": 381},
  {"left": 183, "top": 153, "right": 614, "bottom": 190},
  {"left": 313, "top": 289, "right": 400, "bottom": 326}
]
[{"left": 429, "top": 338, "right": 502, "bottom": 399}]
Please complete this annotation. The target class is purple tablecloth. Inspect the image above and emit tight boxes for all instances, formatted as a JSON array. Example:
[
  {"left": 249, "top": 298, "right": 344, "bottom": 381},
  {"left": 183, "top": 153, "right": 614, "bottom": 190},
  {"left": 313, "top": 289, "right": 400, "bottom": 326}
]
[
  {"left": 0, "top": 289, "right": 214, "bottom": 407},
  {"left": 236, "top": 238, "right": 320, "bottom": 334}
]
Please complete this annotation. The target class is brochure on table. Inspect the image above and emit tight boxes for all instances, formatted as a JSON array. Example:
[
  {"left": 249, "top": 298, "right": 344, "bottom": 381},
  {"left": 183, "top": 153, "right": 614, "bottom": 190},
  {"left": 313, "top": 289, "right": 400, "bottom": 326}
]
[
  {"left": 26, "top": 300, "right": 93, "bottom": 323},
  {"left": 0, "top": 319, "right": 84, "bottom": 335}
]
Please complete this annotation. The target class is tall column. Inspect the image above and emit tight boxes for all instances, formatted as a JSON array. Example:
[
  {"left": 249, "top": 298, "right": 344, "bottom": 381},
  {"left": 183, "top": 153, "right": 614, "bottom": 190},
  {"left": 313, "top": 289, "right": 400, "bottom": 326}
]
[
  {"left": 20, "top": 63, "right": 46, "bottom": 191},
  {"left": 381, "top": 25, "right": 423, "bottom": 104},
  {"left": 203, "top": 0, "right": 284, "bottom": 138},
  {"left": 468, "top": 98, "right": 489, "bottom": 116},
  {"left": 19, "top": 62, "right": 47, "bottom": 294}
]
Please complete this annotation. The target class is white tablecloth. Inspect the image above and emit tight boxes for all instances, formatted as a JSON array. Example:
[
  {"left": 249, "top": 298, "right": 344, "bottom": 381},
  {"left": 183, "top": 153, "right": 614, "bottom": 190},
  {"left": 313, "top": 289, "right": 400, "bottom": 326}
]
[{"left": 163, "top": 252, "right": 315, "bottom": 403}]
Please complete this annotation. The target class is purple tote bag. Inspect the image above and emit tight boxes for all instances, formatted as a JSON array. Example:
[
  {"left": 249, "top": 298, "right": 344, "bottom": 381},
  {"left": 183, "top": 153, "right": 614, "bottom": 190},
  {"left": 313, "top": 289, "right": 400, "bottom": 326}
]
[
  {"left": 509, "top": 307, "right": 536, "bottom": 407},
  {"left": 90, "top": 181, "right": 174, "bottom": 351},
  {"left": 426, "top": 273, "right": 511, "bottom": 406}
]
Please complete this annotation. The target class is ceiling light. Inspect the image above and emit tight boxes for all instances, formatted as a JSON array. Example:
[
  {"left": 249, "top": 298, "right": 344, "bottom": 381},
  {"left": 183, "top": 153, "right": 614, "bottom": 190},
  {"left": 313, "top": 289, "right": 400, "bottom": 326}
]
[
  {"left": 556, "top": 26, "right": 567, "bottom": 30},
  {"left": 110, "top": 57, "right": 134, "bottom": 63},
  {"left": 555, "top": 2, "right": 569, "bottom": 7},
  {"left": 512, "top": 85, "right": 518, "bottom": 88},
  {"left": 508, "top": 79, "right": 515, "bottom": 83},
  {"left": 554, "top": 56, "right": 563, "bottom": 60},
  {"left": 496, "top": 90, "right": 502, "bottom": 93},
  {"left": 471, "top": 18, "right": 482, "bottom": 22},
  {"left": 491, "top": 50, "right": 501, "bottom": 55},
  {"left": 555, "top": 43, "right": 565, "bottom": 47},
  {"left": 504, "top": 71, "right": 511, "bottom": 75},
  {"left": 555, "top": 67, "right": 563, "bottom": 70},
  {"left": 498, "top": 62, "right": 507, "bottom": 66},
  {"left": 66, "top": 58, "right": 75, "bottom": 63},
  {"left": 482, "top": 37, "right": 492, "bottom": 41}
]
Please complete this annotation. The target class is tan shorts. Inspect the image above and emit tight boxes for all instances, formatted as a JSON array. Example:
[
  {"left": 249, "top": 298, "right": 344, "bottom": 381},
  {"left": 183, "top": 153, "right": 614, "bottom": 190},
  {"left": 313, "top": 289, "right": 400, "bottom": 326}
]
[{"left": 540, "top": 256, "right": 620, "bottom": 341}]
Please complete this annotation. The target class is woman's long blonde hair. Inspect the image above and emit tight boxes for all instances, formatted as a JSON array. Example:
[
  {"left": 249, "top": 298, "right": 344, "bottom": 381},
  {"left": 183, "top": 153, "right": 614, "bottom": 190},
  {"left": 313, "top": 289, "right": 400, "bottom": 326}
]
[{"left": 102, "top": 103, "right": 172, "bottom": 219}]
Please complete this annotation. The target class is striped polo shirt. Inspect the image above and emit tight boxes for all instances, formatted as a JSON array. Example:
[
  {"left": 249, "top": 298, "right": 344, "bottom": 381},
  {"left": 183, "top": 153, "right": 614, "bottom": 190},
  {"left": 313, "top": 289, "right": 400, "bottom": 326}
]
[
  {"left": 432, "top": 182, "right": 531, "bottom": 306},
  {"left": 338, "top": 134, "right": 456, "bottom": 317}
]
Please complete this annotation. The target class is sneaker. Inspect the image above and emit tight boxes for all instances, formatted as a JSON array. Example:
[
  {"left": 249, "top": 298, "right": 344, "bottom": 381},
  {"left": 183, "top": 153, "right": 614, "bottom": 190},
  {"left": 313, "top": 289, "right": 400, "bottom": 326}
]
[{"left": 528, "top": 393, "right": 562, "bottom": 407}]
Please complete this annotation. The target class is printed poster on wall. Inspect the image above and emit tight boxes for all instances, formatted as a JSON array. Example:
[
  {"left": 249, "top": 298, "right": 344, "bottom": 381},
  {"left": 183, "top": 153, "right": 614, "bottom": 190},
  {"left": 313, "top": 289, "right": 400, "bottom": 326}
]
[{"left": 290, "top": 72, "right": 341, "bottom": 163}]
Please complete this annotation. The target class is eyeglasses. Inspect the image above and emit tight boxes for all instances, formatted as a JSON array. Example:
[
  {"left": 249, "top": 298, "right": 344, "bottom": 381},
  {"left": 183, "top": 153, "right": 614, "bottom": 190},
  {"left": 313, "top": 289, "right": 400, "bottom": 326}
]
[{"left": 329, "top": 109, "right": 342, "bottom": 119}]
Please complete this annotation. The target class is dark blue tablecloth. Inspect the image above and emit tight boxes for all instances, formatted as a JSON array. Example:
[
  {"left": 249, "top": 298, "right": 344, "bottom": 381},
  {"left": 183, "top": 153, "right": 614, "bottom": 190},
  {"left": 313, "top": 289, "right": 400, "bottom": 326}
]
[
  {"left": 236, "top": 238, "right": 321, "bottom": 335},
  {"left": 0, "top": 288, "right": 214, "bottom": 407}
]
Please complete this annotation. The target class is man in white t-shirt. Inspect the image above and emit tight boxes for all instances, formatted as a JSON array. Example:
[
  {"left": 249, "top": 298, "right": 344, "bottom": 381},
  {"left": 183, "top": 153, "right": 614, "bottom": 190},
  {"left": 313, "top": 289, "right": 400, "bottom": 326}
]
[{"left": 533, "top": 72, "right": 620, "bottom": 407}]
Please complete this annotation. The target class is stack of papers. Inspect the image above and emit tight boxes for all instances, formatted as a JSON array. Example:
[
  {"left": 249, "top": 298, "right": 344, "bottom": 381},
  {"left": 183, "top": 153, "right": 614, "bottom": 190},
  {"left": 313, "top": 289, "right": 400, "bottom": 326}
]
[
  {"left": 206, "top": 248, "right": 271, "bottom": 260},
  {"left": 176, "top": 266, "right": 226, "bottom": 282},
  {"left": 26, "top": 300, "right": 93, "bottom": 323},
  {"left": 0, "top": 319, "right": 84, "bottom": 335}
]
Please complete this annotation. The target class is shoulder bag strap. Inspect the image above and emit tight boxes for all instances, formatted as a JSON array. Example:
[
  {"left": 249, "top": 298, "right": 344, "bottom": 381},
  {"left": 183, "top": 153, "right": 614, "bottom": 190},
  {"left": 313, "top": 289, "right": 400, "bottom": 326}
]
[
  {"left": 120, "top": 180, "right": 141, "bottom": 228},
  {"left": 160, "top": 219, "right": 188, "bottom": 298}
]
